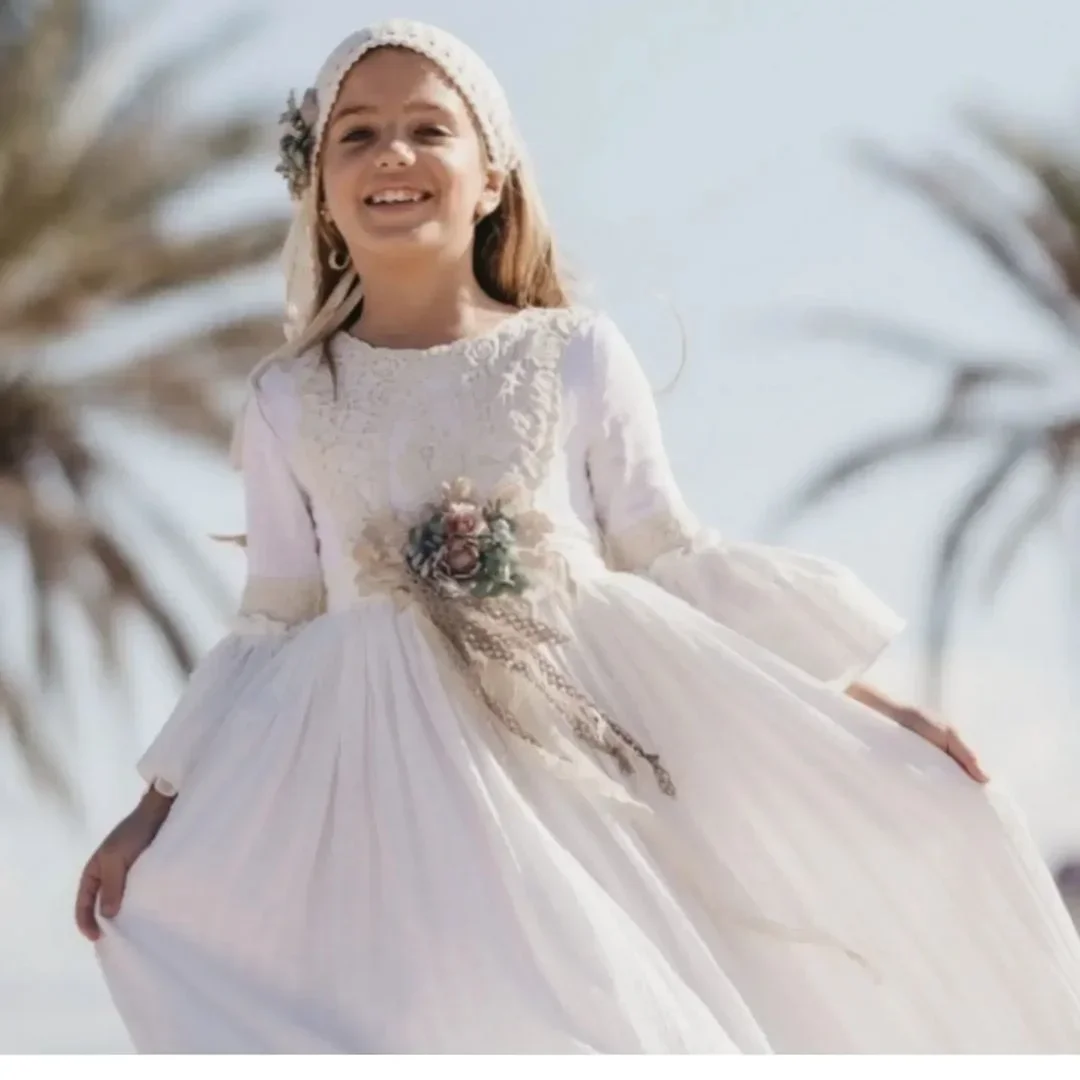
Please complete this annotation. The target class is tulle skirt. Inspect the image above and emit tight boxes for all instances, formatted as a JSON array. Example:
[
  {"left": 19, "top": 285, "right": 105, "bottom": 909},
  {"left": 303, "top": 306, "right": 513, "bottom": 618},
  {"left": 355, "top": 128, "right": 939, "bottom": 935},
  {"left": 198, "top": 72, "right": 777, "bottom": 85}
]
[{"left": 95, "top": 570, "right": 1080, "bottom": 1053}]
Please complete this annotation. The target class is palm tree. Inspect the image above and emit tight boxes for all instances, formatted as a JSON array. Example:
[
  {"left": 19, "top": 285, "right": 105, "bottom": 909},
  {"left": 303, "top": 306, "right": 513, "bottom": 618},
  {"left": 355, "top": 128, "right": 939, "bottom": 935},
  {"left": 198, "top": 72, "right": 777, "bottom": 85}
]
[
  {"left": 773, "top": 112, "right": 1080, "bottom": 703},
  {"left": 1, "top": 0, "right": 289, "bottom": 800}
]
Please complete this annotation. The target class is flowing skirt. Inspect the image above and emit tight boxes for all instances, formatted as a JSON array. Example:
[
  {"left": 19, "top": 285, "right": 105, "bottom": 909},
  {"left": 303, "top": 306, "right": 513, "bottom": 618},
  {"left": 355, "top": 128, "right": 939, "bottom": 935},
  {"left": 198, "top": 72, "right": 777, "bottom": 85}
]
[{"left": 95, "top": 570, "right": 1080, "bottom": 1053}]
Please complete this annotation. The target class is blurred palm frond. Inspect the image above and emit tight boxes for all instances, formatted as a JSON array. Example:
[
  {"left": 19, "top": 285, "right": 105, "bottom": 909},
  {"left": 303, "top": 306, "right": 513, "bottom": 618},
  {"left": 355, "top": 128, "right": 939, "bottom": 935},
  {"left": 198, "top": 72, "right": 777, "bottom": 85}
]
[
  {"left": 774, "top": 114, "right": 1080, "bottom": 701},
  {"left": 0, "top": 0, "right": 287, "bottom": 802},
  {"left": 1056, "top": 862, "right": 1080, "bottom": 930}
]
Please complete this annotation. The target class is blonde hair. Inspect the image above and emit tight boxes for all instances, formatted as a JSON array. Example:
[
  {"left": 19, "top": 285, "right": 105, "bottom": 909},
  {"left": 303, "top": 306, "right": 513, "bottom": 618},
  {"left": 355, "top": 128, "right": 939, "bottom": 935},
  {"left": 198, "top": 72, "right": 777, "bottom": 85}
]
[{"left": 473, "top": 166, "right": 570, "bottom": 309}]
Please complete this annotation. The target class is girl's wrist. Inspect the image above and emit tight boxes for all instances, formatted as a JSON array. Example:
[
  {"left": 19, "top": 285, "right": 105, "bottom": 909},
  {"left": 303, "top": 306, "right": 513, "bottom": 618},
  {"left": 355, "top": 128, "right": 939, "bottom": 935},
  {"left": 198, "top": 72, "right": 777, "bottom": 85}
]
[{"left": 136, "top": 785, "right": 175, "bottom": 825}]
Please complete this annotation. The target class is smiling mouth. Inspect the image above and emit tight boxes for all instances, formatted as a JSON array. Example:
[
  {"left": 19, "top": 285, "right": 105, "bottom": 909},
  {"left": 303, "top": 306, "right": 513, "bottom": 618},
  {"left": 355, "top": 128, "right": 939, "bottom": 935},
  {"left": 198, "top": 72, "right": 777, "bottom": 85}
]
[{"left": 363, "top": 189, "right": 434, "bottom": 207}]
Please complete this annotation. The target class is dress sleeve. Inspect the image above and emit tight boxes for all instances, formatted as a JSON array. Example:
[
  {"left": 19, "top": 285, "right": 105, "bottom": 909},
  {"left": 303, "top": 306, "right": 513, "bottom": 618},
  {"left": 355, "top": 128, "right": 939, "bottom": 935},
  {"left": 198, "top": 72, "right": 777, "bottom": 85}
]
[
  {"left": 583, "top": 314, "right": 904, "bottom": 686},
  {"left": 138, "top": 374, "right": 324, "bottom": 795}
]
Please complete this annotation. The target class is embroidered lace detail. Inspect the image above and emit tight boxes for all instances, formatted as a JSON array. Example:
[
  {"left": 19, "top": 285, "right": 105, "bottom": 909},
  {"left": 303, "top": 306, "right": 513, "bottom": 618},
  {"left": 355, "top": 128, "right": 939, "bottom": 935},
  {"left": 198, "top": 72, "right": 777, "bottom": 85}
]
[
  {"left": 291, "top": 308, "right": 589, "bottom": 565},
  {"left": 237, "top": 575, "right": 325, "bottom": 631},
  {"left": 604, "top": 510, "right": 697, "bottom": 573}
]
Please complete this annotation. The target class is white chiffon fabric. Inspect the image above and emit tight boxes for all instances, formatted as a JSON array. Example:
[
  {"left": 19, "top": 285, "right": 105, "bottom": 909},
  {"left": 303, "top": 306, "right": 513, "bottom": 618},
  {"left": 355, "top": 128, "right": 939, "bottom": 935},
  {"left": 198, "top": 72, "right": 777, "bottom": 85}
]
[{"left": 95, "top": 308, "right": 1080, "bottom": 1053}]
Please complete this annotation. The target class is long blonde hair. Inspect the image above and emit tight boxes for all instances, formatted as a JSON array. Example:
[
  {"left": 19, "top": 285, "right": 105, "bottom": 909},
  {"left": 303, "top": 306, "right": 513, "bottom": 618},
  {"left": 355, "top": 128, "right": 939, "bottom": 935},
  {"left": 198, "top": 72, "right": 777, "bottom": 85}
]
[{"left": 473, "top": 165, "right": 570, "bottom": 310}]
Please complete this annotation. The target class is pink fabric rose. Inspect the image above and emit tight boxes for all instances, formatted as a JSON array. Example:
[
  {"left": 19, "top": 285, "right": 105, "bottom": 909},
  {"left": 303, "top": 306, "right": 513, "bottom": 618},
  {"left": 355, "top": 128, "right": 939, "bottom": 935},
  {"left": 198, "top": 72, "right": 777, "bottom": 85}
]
[
  {"left": 443, "top": 536, "right": 481, "bottom": 578},
  {"left": 444, "top": 504, "right": 486, "bottom": 538}
]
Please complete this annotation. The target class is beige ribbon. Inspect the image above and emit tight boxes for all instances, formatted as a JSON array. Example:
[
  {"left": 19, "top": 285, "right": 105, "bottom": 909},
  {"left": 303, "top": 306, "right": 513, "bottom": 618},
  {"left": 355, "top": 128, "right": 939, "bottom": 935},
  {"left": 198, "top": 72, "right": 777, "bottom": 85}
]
[{"left": 421, "top": 589, "right": 675, "bottom": 798}]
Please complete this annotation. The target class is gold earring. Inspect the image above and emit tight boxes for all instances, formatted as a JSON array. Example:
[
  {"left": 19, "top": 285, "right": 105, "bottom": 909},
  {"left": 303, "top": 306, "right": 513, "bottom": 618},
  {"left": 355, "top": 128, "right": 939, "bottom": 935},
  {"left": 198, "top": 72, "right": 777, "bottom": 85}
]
[{"left": 319, "top": 213, "right": 350, "bottom": 271}]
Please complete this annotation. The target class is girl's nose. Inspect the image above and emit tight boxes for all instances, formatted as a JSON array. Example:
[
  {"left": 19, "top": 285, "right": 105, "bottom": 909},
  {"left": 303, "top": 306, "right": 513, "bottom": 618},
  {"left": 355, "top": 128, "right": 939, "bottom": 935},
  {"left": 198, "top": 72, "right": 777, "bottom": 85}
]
[{"left": 374, "top": 138, "right": 415, "bottom": 170}]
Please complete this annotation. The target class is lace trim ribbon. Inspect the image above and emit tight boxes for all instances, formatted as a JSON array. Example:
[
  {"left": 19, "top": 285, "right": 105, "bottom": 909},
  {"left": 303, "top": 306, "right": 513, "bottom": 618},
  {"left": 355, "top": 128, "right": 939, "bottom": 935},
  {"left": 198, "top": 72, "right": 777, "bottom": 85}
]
[
  {"left": 604, "top": 510, "right": 697, "bottom": 573},
  {"left": 236, "top": 574, "right": 325, "bottom": 632}
]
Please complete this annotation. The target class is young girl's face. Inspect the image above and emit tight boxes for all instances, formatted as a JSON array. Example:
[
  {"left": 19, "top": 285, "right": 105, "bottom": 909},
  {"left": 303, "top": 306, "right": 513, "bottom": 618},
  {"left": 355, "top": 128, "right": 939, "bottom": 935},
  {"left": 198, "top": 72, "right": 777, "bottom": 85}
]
[{"left": 320, "top": 48, "right": 503, "bottom": 268}]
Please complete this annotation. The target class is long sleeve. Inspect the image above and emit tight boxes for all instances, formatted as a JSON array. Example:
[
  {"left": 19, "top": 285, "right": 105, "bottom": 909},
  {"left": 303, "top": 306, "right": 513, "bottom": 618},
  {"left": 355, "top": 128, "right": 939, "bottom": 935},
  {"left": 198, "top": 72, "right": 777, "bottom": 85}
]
[
  {"left": 232, "top": 380, "right": 324, "bottom": 633},
  {"left": 584, "top": 314, "right": 903, "bottom": 686},
  {"left": 138, "top": 374, "right": 324, "bottom": 795}
]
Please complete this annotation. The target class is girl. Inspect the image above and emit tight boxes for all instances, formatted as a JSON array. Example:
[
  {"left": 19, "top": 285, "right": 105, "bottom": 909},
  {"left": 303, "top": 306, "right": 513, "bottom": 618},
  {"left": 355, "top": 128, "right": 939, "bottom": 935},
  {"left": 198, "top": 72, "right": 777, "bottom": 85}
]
[{"left": 79, "top": 20, "right": 1080, "bottom": 1053}]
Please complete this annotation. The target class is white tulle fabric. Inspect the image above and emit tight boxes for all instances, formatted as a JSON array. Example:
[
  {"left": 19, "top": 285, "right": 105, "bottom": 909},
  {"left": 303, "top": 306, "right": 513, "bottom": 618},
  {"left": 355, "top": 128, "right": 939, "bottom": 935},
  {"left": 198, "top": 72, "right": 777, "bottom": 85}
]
[{"left": 97, "top": 309, "right": 1080, "bottom": 1053}]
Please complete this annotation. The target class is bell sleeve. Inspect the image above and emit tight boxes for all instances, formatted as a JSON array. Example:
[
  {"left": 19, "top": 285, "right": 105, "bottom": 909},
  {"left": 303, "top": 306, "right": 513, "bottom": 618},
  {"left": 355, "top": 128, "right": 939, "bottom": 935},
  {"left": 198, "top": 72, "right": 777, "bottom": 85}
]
[
  {"left": 137, "top": 373, "right": 325, "bottom": 796},
  {"left": 583, "top": 314, "right": 903, "bottom": 686}
]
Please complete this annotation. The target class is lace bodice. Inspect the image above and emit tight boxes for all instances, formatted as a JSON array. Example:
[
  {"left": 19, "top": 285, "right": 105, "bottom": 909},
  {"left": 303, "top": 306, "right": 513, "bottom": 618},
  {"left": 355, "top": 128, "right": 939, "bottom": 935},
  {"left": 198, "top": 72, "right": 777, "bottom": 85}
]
[
  {"left": 228, "top": 306, "right": 900, "bottom": 696},
  {"left": 234, "top": 307, "right": 701, "bottom": 627}
]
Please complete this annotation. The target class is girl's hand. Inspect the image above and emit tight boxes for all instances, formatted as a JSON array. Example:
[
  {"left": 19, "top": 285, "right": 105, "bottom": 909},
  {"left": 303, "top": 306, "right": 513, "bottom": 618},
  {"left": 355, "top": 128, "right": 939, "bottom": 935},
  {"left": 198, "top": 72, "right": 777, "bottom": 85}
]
[
  {"left": 75, "top": 788, "right": 173, "bottom": 942},
  {"left": 891, "top": 706, "right": 989, "bottom": 784},
  {"left": 846, "top": 683, "right": 989, "bottom": 784}
]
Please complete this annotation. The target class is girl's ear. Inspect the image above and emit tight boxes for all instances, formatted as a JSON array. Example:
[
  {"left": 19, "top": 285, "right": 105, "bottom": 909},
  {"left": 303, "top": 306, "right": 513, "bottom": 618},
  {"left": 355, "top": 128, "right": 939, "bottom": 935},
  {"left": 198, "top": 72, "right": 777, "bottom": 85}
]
[{"left": 476, "top": 167, "right": 507, "bottom": 221}]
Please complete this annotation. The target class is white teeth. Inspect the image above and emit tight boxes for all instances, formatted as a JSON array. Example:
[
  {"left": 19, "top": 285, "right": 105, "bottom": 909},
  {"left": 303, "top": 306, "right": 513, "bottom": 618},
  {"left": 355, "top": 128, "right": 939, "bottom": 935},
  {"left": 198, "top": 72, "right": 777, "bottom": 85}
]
[{"left": 369, "top": 189, "right": 426, "bottom": 204}]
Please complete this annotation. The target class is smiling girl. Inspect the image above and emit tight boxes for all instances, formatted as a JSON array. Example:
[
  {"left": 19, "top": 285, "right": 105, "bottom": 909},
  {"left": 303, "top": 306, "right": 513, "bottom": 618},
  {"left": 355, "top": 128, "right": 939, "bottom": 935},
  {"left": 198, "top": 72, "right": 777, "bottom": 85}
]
[{"left": 80, "top": 20, "right": 1080, "bottom": 1054}]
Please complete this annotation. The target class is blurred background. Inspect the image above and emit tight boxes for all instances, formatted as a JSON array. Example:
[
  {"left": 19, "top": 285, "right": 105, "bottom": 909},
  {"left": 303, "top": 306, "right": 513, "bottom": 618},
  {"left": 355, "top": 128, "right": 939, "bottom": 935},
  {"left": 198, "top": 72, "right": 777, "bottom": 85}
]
[{"left": 3, "top": 0, "right": 1080, "bottom": 1053}]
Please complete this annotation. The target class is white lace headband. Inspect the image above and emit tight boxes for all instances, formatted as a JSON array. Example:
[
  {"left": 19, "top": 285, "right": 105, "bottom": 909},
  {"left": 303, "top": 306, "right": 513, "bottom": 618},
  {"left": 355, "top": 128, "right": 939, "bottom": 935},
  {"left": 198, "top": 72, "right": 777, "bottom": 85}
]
[{"left": 268, "top": 20, "right": 521, "bottom": 352}]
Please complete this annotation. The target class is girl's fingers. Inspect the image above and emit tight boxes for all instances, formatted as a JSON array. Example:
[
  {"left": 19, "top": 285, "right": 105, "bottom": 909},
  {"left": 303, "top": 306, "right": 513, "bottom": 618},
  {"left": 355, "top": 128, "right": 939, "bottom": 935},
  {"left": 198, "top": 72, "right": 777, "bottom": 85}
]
[
  {"left": 98, "top": 857, "right": 127, "bottom": 921},
  {"left": 75, "top": 863, "right": 102, "bottom": 941},
  {"left": 946, "top": 729, "right": 990, "bottom": 784},
  {"left": 906, "top": 711, "right": 990, "bottom": 784}
]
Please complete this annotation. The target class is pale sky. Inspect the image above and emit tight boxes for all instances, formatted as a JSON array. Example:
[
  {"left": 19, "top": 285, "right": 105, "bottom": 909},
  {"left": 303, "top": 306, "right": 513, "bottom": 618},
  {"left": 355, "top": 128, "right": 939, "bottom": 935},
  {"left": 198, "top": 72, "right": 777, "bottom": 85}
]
[{"left": 3, "top": 0, "right": 1080, "bottom": 1053}]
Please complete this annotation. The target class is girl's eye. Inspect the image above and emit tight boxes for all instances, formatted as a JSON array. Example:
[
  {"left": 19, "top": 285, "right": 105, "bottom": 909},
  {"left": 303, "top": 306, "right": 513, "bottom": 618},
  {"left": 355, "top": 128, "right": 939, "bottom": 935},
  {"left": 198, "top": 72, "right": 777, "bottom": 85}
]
[
  {"left": 342, "top": 127, "right": 375, "bottom": 143},
  {"left": 416, "top": 125, "right": 451, "bottom": 140}
]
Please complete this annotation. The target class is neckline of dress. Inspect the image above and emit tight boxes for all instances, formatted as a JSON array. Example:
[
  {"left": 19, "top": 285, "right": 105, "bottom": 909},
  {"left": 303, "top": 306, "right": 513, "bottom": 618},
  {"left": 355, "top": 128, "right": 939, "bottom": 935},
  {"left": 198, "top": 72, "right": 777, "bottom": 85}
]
[{"left": 333, "top": 306, "right": 547, "bottom": 361}]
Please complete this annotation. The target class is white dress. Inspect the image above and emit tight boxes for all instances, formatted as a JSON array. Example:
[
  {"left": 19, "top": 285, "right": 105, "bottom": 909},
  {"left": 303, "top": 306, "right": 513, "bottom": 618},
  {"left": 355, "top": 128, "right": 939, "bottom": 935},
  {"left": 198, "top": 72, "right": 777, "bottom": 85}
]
[{"left": 95, "top": 307, "right": 1080, "bottom": 1053}]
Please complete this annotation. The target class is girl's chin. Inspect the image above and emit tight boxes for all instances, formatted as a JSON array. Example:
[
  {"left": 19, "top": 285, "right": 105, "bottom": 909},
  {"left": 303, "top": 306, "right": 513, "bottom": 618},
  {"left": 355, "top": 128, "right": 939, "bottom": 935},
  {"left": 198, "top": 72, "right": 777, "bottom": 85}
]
[{"left": 354, "top": 221, "right": 458, "bottom": 255}]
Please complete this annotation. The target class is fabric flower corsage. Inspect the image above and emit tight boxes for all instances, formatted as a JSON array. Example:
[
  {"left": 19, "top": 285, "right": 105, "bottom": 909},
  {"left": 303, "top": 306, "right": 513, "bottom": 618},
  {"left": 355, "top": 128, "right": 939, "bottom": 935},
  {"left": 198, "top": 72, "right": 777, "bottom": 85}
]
[
  {"left": 354, "top": 478, "right": 675, "bottom": 798},
  {"left": 276, "top": 88, "right": 319, "bottom": 200},
  {"left": 401, "top": 481, "right": 548, "bottom": 600}
]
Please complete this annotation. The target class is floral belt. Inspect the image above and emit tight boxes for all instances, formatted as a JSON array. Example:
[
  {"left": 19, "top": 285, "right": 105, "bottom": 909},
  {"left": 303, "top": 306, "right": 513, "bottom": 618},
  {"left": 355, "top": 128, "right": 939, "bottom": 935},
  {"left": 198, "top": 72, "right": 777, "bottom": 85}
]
[{"left": 353, "top": 478, "right": 675, "bottom": 798}]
